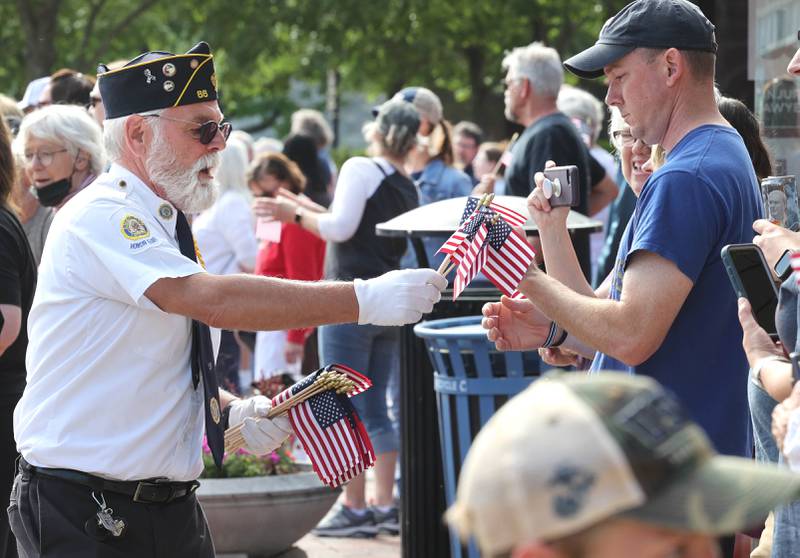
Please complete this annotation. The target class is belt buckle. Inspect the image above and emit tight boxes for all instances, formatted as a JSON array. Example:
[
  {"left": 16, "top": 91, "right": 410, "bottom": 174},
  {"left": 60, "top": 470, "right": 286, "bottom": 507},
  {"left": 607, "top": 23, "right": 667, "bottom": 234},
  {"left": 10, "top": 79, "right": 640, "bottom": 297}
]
[{"left": 133, "top": 478, "right": 174, "bottom": 503}]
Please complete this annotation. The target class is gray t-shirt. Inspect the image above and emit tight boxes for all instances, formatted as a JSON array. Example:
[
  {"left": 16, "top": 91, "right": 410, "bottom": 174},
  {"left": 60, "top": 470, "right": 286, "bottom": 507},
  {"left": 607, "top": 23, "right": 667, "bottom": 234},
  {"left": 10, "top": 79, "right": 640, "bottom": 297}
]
[{"left": 21, "top": 205, "right": 53, "bottom": 267}]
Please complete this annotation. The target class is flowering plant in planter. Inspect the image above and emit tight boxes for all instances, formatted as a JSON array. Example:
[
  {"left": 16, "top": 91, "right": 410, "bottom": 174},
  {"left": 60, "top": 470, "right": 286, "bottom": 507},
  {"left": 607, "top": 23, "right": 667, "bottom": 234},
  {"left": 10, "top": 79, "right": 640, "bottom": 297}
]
[
  {"left": 200, "top": 438, "right": 297, "bottom": 478},
  {"left": 200, "top": 373, "right": 299, "bottom": 479}
]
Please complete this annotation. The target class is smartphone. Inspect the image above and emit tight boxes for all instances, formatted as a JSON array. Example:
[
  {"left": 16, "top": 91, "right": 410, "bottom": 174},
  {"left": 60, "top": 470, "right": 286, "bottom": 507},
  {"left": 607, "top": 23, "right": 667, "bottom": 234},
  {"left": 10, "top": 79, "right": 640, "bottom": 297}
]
[
  {"left": 721, "top": 243, "right": 779, "bottom": 340},
  {"left": 542, "top": 165, "right": 580, "bottom": 208},
  {"left": 774, "top": 249, "right": 794, "bottom": 282}
]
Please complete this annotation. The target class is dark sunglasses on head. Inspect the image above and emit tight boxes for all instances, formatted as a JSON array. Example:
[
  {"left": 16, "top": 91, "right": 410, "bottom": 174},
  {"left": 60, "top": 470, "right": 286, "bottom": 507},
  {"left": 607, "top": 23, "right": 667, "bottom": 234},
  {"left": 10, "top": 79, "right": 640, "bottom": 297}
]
[{"left": 141, "top": 114, "right": 232, "bottom": 145}]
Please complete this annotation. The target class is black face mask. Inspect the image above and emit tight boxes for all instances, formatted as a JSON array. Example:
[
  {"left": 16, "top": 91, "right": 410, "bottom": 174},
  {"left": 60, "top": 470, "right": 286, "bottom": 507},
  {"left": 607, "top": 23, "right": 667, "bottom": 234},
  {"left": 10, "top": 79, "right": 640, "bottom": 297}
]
[{"left": 35, "top": 177, "right": 71, "bottom": 207}]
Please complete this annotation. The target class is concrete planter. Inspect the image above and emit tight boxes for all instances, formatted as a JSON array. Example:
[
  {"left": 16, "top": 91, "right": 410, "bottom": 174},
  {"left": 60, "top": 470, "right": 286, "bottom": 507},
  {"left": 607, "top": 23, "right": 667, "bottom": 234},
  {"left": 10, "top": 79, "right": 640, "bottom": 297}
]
[{"left": 197, "top": 470, "right": 340, "bottom": 557}]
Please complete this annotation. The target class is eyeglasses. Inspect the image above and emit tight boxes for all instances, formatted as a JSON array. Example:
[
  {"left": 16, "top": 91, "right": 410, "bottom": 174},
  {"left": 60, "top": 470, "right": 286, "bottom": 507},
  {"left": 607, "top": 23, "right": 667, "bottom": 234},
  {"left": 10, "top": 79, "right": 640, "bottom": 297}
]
[
  {"left": 611, "top": 129, "right": 636, "bottom": 147},
  {"left": 23, "top": 148, "right": 68, "bottom": 167},
  {"left": 141, "top": 114, "right": 232, "bottom": 145}
]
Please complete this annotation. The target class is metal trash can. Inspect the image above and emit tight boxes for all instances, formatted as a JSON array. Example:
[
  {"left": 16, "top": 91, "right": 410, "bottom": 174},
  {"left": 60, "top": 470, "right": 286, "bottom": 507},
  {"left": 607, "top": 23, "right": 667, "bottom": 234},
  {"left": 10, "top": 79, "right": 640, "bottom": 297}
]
[{"left": 414, "top": 316, "right": 540, "bottom": 558}]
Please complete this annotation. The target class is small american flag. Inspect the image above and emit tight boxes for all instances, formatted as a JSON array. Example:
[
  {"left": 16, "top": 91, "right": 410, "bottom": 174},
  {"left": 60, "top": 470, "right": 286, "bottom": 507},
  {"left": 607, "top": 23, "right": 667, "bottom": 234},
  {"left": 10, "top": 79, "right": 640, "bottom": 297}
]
[
  {"left": 482, "top": 218, "right": 536, "bottom": 297},
  {"left": 439, "top": 204, "right": 492, "bottom": 263},
  {"left": 453, "top": 222, "right": 489, "bottom": 299},
  {"left": 438, "top": 197, "right": 482, "bottom": 255},
  {"left": 272, "top": 365, "right": 375, "bottom": 488},
  {"left": 488, "top": 201, "right": 527, "bottom": 227}
]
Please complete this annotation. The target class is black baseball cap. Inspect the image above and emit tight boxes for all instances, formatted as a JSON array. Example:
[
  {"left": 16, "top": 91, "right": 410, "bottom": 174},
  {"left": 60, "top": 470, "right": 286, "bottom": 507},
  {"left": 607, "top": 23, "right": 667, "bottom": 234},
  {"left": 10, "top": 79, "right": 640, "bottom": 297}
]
[{"left": 564, "top": 0, "right": 717, "bottom": 79}]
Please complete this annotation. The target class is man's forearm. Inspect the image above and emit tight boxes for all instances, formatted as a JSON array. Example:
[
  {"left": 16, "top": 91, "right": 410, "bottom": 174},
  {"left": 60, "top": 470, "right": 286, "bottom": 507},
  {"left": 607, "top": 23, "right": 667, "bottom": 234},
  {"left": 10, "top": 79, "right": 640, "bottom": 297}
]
[
  {"left": 157, "top": 273, "right": 359, "bottom": 332},
  {"left": 519, "top": 271, "right": 642, "bottom": 364}
]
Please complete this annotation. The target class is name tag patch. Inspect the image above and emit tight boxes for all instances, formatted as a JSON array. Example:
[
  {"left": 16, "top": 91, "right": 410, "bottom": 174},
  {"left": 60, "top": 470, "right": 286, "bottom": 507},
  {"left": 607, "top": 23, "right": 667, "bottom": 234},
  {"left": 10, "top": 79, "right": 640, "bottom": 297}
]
[{"left": 129, "top": 237, "right": 158, "bottom": 250}]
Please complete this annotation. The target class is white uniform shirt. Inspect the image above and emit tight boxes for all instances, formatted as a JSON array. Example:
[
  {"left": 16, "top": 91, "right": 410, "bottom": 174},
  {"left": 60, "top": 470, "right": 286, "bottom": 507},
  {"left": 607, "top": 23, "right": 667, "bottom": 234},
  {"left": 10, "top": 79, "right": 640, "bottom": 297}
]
[
  {"left": 15, "top": 163, "right": 208, "bottom": 481},
  {"left": 192, "top": 190, "right": 257, "bottom": 275}
]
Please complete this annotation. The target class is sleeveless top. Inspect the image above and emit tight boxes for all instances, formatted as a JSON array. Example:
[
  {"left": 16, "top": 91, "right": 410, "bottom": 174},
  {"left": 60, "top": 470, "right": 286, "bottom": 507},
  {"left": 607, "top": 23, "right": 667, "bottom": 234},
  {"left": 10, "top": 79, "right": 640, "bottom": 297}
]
[{"left": 324, "top": 160, "right": 418, "bottom": 281}]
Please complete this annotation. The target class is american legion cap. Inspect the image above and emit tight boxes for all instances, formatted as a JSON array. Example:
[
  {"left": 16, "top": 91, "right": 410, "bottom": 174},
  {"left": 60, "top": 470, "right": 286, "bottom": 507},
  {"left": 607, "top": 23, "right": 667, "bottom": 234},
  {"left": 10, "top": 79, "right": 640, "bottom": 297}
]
[
  {"left": 97, "top": 41, "right": 218, "bottom": 119},
  {"left": 446, "top": 372, "right": 800, "bottom": 556},
  {"left": 564, "top": 0, "right": 717, "bottom": 79}
]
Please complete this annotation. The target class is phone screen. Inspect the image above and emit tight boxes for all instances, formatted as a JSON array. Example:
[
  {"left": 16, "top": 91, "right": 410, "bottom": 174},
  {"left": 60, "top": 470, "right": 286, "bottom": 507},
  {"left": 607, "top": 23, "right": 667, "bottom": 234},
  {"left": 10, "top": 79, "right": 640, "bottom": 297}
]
[{"left": 728, "top": 248, "right": 778, "bottom": 335}]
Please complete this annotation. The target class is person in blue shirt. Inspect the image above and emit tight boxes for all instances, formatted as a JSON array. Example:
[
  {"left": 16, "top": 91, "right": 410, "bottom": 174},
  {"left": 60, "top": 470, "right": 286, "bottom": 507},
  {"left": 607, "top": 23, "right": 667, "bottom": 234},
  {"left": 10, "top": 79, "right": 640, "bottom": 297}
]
[{"left": 481, "top": 0, "right": 762, "bottom": 466}]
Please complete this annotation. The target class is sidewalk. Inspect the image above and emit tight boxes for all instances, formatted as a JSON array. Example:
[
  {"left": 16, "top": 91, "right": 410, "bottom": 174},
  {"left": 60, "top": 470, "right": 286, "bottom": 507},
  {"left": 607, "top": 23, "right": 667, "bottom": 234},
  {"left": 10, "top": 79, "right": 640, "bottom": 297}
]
[
  {"left": 220, "top": 532, "right": 400, "bottom": 558},
  {"left": 278, "top": 532, "right": 400, "bottom": 558}
]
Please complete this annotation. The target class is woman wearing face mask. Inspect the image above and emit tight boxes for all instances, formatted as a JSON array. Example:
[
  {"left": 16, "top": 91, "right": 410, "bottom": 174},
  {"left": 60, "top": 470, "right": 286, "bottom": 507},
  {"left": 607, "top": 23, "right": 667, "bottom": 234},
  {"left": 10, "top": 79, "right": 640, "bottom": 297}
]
[
  {"left": 248, "top": 152, "right": 326, "bottom": 380},
  {"left": 526, "top": 106, "right": 659, "bottom": 367},
  {"left": 14, "top": 105, "right": 105, "bottom": 211}
]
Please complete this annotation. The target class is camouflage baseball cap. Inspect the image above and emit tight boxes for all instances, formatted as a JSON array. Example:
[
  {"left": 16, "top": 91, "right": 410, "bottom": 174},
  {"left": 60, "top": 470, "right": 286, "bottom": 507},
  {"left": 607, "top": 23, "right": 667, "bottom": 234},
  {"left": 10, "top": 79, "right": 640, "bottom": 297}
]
[{"left": 446, "top": 372, "right": 800, "bottom": 556}]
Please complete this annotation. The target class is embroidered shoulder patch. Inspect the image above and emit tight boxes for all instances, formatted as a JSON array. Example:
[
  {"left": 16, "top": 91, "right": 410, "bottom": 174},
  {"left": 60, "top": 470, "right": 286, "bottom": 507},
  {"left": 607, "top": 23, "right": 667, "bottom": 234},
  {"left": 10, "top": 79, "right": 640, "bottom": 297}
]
[{"left": 120, "top": 214, "right": 150, "bottom": 241}]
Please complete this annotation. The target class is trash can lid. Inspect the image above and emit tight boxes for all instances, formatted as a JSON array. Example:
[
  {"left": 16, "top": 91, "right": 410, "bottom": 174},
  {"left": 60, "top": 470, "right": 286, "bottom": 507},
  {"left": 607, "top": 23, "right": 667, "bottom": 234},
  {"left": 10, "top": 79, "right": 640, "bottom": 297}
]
[{"left": 414, "top": 316, "right": 486, "bottom": 340}]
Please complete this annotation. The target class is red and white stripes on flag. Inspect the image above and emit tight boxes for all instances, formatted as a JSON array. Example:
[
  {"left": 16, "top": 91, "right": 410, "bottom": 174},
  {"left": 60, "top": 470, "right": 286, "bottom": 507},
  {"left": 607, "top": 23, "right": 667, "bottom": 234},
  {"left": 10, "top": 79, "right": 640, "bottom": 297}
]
[
  {"left": 791, "top": 252, "right": 800, "bottom": 284},
  {"left": 271, "top": 365, "right": 375, "bottom": 488},
  {"left": 487, "top": 201, "right": 527, "bottom": 227},
  {"left": 482, "top": 220, "right": 537, "bottom": 298},
  {"left": 453, "top": 223, "right": 489, "bottom": 299}
]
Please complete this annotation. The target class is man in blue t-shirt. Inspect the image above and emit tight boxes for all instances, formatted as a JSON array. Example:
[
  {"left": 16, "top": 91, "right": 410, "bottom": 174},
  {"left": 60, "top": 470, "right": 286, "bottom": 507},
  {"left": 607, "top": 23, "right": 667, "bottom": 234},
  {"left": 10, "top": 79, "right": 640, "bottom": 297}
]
[{"left": 481, "top": 0, "right": 762, "bottom": 459}]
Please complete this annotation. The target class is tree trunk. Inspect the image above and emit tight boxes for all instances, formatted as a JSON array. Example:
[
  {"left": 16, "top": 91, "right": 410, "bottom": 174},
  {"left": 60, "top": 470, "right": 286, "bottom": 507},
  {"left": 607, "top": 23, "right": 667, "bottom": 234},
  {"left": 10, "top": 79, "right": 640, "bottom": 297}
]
[{"left": 16, "top": 0, "right": 62, "bottom": 82}]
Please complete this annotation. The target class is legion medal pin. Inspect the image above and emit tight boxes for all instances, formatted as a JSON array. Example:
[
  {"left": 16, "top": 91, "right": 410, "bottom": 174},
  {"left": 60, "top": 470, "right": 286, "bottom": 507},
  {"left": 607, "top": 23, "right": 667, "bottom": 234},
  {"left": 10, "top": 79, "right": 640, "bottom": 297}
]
[
  {"left": 190, "top": 58, "right": 199, "bottom": 69},
  {"left": 158, "top": 203, "right": 174, "bottom": 220},
  {"left": 163, "top": 80, "right": 175, "bottom": 93},
  {"left": 162, "top": 62, "right": 176, "bottom": 77},
  {"left": 144, "top": 69, "right": 156, "bottom": 84},
  {"left": 210, "top": 398, "right": 221, "bottom": 424}
]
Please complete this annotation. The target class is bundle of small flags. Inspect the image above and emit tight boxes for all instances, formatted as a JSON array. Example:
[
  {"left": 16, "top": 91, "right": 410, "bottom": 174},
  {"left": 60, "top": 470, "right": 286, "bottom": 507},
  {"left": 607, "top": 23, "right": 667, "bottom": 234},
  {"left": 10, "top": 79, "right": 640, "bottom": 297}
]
[
  {"left": 437, "top": 194, "right": 536, "bottom": 299},
  {"left": 224, "top": 364, "right": 375, "bottom": 488}
]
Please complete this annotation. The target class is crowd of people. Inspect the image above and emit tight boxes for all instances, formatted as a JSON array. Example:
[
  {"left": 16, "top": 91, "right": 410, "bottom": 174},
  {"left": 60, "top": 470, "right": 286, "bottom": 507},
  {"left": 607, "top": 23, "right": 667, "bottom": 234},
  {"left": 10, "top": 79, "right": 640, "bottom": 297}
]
[{"left": 1, "top": 0, "right": 800, "bottom": 557}]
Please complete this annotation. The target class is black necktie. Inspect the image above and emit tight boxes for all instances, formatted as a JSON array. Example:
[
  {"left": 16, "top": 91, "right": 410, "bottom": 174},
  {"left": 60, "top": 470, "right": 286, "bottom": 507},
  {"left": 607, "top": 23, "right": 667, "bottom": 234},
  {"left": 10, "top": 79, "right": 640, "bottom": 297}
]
[{"left": 175, "top": 210, "right": 225, "bottom": 468}]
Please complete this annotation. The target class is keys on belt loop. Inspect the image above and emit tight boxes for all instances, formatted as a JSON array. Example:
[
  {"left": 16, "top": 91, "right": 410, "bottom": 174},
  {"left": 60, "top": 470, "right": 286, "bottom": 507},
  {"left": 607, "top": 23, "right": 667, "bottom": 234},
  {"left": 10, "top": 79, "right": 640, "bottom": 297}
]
[{"left": 85, "top": 491, "right": 126, "bottom": 539}]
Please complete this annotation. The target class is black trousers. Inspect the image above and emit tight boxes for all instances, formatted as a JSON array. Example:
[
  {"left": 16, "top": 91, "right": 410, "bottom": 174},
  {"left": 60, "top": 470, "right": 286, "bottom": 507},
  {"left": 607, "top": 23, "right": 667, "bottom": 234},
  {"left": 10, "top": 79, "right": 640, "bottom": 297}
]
[
  {"left": 1, "top": 396, "right": 20, "bottom": 558},
  {"left": 7, "top": 468, "right": 214, "bottom": 558}
]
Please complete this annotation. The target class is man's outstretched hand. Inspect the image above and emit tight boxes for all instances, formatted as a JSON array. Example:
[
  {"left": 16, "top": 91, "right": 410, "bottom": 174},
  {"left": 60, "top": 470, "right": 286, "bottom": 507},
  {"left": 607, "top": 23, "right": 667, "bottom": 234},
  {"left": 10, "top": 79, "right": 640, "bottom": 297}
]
[{"left": 482, "top": 296, "right": 551, "bottom": 352}]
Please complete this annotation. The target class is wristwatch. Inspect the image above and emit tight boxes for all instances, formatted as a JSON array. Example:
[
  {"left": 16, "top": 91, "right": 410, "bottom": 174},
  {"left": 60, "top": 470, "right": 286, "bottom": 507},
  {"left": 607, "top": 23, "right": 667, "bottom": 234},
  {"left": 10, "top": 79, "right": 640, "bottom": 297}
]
[{"left": 294, "top": 206, "right": 304, "bottom": 225}]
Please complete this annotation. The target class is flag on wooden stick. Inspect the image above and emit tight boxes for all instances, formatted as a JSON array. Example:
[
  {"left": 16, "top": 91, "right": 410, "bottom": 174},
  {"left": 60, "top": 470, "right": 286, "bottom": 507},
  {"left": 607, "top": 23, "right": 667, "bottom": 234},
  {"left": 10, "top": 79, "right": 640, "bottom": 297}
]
[{"left": 224, "top": 364, "right": 375, "bottom": 488}]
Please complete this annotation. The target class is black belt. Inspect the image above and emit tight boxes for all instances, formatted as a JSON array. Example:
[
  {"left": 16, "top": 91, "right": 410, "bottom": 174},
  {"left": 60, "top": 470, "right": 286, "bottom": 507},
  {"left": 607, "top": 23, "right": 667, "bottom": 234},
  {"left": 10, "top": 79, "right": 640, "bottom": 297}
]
[{"left": 19, "top": 457, "right": 200, "bottom": 504}]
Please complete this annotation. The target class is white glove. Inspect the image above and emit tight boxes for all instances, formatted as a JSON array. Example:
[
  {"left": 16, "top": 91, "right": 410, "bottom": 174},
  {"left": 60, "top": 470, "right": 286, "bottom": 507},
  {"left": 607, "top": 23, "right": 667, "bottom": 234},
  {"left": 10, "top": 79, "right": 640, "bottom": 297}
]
[
  {"left": 227, "top": 396, "right": 293, "bottom": 456},
  {"left": 354, "top": 268, "right": 448, "bottom": 326}
]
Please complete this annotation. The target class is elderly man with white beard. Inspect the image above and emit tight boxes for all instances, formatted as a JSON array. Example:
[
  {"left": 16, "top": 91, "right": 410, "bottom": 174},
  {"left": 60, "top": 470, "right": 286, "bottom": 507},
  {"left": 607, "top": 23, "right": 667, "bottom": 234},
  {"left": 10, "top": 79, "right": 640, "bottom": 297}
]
[{"left": 8, "top": 42, "right": 446, "bottom": 558}]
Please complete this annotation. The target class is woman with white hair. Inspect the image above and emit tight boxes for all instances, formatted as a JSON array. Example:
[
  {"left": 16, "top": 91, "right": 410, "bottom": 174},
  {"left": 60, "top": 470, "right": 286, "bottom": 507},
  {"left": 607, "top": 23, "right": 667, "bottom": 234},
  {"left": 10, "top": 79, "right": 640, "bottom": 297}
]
[
  {"left": 14, "top": 104, "right": 105, "bottom": 211},
  {"left": 192, "top": 138, "right": 258, "bottom": 393}
]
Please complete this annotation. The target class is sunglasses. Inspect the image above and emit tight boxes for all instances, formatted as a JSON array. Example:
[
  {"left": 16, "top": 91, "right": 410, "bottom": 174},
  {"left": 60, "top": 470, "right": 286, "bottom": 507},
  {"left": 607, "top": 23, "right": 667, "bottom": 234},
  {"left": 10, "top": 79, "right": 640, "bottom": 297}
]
[{"left": 141, "top": 114, "right": 232, "bottom": 145}]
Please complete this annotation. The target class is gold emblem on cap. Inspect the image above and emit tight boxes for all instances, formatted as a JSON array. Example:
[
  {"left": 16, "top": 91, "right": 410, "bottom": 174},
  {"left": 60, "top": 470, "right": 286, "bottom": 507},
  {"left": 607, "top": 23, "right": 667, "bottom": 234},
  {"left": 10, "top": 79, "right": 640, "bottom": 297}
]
[
  {"left": 210, "top": 73, "right": 217, "bottom": 89},
  {"left": 158, "top": 203, "right": 174, "bottom": 220},
  {"left": 163, "top": 80, "right": 175, "bottom": 92},
  {"left": 210, "top": 398, "right": 221, "bottom": 424},
  {"left": 190, "top": 59, "right": 199, "bottom": 69},
  {"left": 162, "top": 62, "right": 176, "bottom": 77}
]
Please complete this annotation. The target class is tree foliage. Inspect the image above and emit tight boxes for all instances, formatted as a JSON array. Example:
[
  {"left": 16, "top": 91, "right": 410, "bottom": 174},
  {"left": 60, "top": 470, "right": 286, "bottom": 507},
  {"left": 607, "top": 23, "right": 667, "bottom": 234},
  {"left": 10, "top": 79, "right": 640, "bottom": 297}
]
[{"left": 5, "top": 0, "right": 629, "bottom": 137}]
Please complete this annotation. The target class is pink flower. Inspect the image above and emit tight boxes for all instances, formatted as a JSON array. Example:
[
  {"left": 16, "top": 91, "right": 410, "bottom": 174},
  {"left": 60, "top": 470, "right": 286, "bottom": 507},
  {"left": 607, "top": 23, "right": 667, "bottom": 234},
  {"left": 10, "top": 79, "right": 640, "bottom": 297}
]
[{"left": 269, "top": 451, "right": 280, "bottom": 464}]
